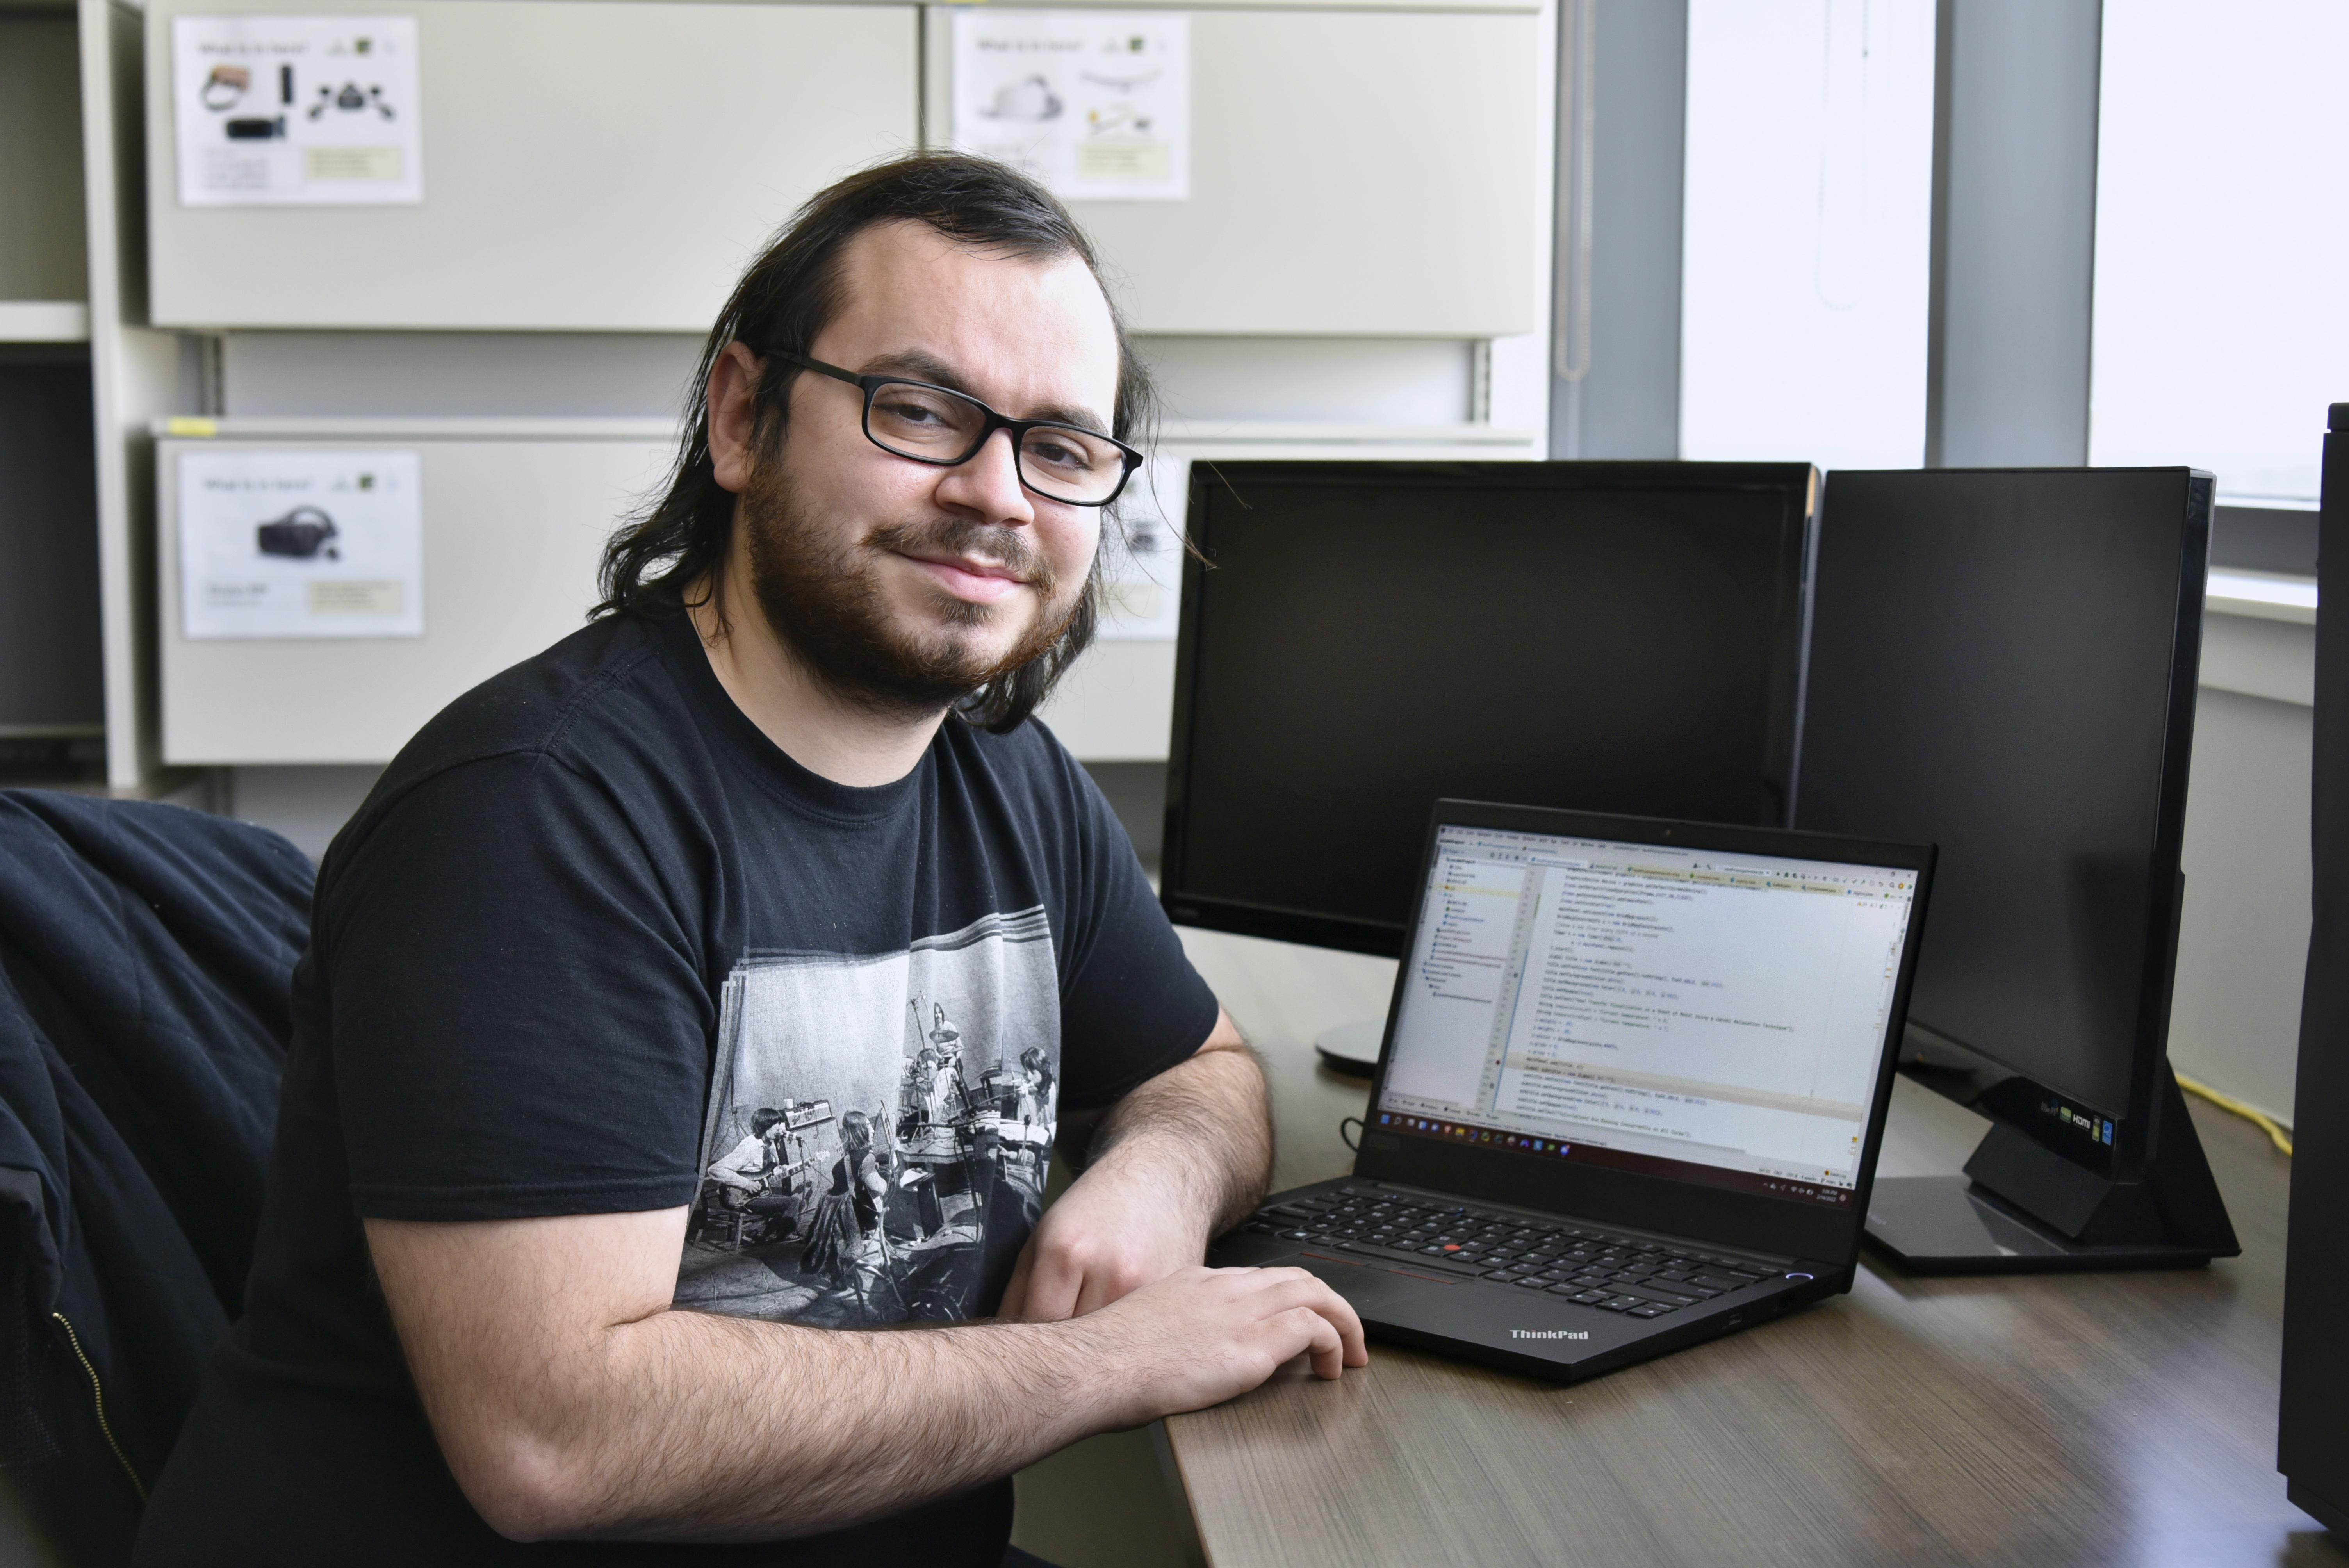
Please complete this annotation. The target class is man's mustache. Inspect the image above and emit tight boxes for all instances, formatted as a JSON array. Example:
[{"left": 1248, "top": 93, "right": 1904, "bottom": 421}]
[{"left": 865, "top": 517, "right": 1057, "bottom": 596}]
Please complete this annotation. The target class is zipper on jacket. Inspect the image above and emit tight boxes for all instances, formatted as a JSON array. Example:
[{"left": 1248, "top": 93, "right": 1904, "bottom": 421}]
[{"left": 50, "top": 1311, "right": 146, "bottom": 1501}]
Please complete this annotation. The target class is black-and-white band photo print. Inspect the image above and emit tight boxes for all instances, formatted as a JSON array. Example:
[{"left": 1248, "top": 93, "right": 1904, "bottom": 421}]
[{"left": 676, "top": 908, "right": 1061, "bottom": 1326}]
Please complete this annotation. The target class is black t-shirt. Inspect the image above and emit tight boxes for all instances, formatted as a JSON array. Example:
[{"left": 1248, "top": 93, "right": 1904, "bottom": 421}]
[{"left": 136, "top": 611, "right": 1220, "bottom": 1566}]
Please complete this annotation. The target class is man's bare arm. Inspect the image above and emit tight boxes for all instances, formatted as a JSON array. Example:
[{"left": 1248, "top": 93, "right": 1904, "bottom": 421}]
[
  {"left": 1001, "top": 1009, "right": 1275, "bottom": 1321},
  {"left": 367, "top": 1206, "right": 1363, "bottom": 1544}
]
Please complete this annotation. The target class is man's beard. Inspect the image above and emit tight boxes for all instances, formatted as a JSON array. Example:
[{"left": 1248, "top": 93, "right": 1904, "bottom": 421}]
[{"left": 736, "top": 460, "right": 1090, "bottom": 719}]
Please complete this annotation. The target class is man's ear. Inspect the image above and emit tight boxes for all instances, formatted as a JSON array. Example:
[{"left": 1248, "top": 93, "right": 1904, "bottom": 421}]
[{"left": 708, "top": 341, "right": 767, "bottom": 495}]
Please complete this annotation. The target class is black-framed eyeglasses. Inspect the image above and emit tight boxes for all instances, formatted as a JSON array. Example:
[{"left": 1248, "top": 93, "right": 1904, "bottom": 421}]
[{"left": 766, "top": 349, "right": 1142, "bottom": 507}]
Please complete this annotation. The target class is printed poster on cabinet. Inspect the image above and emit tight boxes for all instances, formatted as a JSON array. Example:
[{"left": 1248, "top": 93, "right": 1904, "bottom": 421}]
[
  {"left": 173, "top": 14, "right": 423, "bottom": 205},
  {"left": 951, "top": 10, "right": 1191, "bottom": 202},
  {"left": 179, "top": 449, "right": 425, "bottom": 640}
]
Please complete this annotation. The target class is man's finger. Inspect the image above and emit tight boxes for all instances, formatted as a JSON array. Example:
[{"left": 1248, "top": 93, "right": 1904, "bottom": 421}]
[
  {"left": 1255, "top": 1271, "right": 1369, "bottom": 1369},
  {"left": 1285, "top": 1306, "right": 1344, "bottom": 1380},
  {"left": 1322, "top": 1287, "right": 1369, "bottom": 1367}
]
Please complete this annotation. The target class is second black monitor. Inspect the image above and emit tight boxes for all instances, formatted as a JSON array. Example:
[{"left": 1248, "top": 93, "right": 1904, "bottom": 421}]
[{"left": 1160, "top": 460, "right": 1819, "bottom": 956}]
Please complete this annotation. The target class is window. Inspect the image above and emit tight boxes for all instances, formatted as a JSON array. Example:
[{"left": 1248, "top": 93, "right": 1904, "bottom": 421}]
[
  {"left": 2089, "top": 1, "right": 2349, "bottom": 505},
  {"left": 1679, "top": 0, "right": 1936, "bottom": 470}
]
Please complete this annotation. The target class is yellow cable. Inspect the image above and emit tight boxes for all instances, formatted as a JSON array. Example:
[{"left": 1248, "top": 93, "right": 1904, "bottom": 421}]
[{"left": 2175, "top": 1071, "right": 2294, "bottom": 1157}]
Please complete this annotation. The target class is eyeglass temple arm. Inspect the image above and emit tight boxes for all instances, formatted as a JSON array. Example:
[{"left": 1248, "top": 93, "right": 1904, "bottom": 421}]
[{"left": 756, "top": 347, "right": 864, "bottom": 389}]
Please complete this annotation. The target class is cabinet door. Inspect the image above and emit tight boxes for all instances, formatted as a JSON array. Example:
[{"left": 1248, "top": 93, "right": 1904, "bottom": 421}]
[
  {"left": 933, "top": 6, "right": 1542, "bottom": 337},
  {"left": 159, "top": 436, "right": 668, "bottom": 763},
  {"left": 147, "top": 2, "right": 919, "bottom": 330}
]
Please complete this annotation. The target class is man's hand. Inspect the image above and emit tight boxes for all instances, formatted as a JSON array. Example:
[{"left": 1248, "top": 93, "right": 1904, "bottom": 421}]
[
  {"left": 1073, "top": 1265, "right": 1370, "bottom": 1427},
  {"left": 999, "top": 1140, "right": 1207, "bottom": 1320},
  {"left": 1000, "top": 1009, "right": 1271, "bottom": 1322}
]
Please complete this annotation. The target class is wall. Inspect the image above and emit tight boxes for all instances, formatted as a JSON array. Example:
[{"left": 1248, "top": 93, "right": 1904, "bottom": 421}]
[{"left": 2171, "top": 607, "right": 2317, "bottom": 1124}]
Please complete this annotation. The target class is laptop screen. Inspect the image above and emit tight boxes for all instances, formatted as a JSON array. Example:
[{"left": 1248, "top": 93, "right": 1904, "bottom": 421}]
[{"left": 1373, "top": 822, "right": 1919, "bottom": 1208}]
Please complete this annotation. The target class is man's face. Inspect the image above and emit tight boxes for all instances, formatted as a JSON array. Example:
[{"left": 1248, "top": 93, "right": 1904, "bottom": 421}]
[{"left": 736, "top": 220, "right": 1123, "bottom": 713}]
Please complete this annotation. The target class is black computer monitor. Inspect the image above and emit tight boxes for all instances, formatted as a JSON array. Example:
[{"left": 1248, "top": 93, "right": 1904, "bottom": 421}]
[
  {"left": 1159, "top": 460, "right": 1819, "bottom": 957},
  {"left": 2280, "top": 403, "right": 2347, "bottom": 1528},
  {"left": 1795, "top": 467, "right": 2237, "bottom": 1269}
]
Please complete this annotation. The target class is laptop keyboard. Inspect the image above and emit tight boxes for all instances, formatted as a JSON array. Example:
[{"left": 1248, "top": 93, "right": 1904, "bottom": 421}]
[{"left": 1240, "top": 1186, "right": 1785, "bottom": 1320}]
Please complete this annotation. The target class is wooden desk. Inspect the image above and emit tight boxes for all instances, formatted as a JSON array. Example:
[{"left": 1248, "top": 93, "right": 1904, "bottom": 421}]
[{"left": 1164, "top": 927, "right": 2342, "bottom": 1568}]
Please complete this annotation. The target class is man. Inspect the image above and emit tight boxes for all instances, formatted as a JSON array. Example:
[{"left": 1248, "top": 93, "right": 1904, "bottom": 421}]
[
  {"left": 137, "top": 153, "right": 1365, "bottom": 1566},
  {"left": 699, "top": 1105, "right": 805, "bottom": 1250},
  {"left": 707, "top": 1107, "right": 789, "bottom": 1197}
]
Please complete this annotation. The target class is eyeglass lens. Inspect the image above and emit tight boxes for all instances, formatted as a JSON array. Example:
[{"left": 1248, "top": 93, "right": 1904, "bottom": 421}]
[{"left": 866, "top": 380, "right": 1126, "bottom": 504}]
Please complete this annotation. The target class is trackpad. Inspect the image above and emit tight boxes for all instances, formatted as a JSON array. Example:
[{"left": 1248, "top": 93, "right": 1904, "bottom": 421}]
[{"left": 1296, "top": 1254, "right": 1429, "bottom": 1315}]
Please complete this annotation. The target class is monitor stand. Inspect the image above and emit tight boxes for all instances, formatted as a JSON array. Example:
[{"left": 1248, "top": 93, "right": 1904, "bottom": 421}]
[
  {"left": 1313, "top": 1019, "right": 1383, "bottom": 1079},
  {"left": 1864, "top": 1063, "right": 2239, "bottom": 1273}
]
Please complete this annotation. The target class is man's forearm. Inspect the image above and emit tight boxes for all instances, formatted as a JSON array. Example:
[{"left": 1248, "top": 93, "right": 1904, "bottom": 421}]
[
  {"left": 1084, "top": 1033, "right": 1274, "bottom": 1243},
  {"left": 383, "top": 1214, "right": 1366, "bottom": 1547},
  {"left": 501, "top": 1310, "right": 1111, "bottom": 1543}
]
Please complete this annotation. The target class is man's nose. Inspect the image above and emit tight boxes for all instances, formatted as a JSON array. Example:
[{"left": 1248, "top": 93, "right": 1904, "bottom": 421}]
[{"left": 935, "top": 427, "right": 1035, "bottom": 527}]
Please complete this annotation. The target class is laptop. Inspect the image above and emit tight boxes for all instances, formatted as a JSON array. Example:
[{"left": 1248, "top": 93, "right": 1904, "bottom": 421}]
[{"left": 1208, "top": 798, "right": 1934, "bottom": 1381}]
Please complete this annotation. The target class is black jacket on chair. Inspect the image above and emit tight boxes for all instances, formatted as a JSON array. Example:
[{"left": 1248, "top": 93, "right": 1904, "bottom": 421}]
[{"left": 0, "top": 791, "right": 308, "bottom": 1566}]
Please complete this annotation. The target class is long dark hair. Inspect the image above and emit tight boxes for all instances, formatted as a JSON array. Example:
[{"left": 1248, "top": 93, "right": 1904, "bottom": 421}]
[{"left": 593, "top": 152, "right": 1157, "bottom": 733}]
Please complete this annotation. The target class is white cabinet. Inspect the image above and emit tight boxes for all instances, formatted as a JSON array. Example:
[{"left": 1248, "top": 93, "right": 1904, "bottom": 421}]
[
  {"left": 144, "top": 0, "right": 1540, "bottom": 338},
  {"left": 145, "top": 1, "right": 921, "bottom": 330},
  {"left": 159, "top": 423, "right": 670, "bottom": 763},
  {"left": 137, "top": 2, "right": 1555, "bottom": 773},
  {"left": 928, "top": 5, "right": 1543, "bottom": 337}
]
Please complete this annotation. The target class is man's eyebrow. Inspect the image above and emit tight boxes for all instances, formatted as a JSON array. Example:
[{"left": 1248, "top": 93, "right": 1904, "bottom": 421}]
[{"left": 860, "top": 349, "right": 1112, "bottom": 437}]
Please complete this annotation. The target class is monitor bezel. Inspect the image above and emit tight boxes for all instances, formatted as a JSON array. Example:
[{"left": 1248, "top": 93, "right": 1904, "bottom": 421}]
[
  {"left": 1158, "top": 459, "right": 1823, "bottom": 960},
  {"left": 1350, "top": 797, "right": 1936, "bottom": 1268}
]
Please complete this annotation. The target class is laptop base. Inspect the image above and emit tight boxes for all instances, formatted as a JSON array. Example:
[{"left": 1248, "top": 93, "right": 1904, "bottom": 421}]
[
  {"left": 1862, "top": 1175, "right": 2221, "bottom": 1273},
  {"left": 1212, "top": 1176, "right": 1835, "bottom": 1383}
]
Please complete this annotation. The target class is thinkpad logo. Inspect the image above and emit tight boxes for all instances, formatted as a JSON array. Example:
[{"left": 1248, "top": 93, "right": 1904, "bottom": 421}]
[{"left": 1510, "top": 1329, "right": 1590, "bottom": 1340}]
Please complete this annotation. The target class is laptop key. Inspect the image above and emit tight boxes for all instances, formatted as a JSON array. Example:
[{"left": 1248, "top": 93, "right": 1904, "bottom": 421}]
[
  {"left": 1567, "top": 1288, "right": 1610, "bottom": 1303},
  {"left": 1627, "top": 1304, "right": 1674, "bottom": 1319}
]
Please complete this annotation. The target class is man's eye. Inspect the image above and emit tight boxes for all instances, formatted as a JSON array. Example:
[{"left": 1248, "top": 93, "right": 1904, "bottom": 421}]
[
  {"left": 1027, "top": 436, "right": 1096, "bottom": 472},
  {"left": 879, "top": 397, "right": 949, "bottom": 426}
]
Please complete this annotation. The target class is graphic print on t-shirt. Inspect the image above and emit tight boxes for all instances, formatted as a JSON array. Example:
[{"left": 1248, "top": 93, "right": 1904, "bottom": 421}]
[{"left": 675, "top": 907, "right": 1060, "bottom": 1326}]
